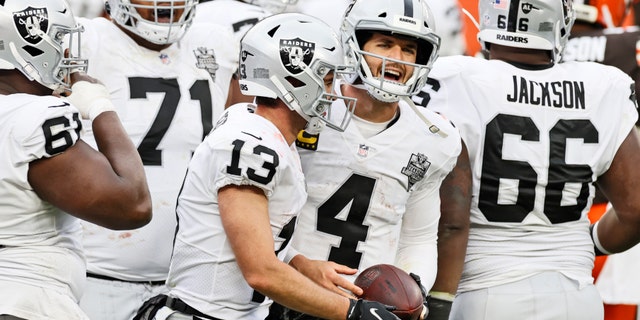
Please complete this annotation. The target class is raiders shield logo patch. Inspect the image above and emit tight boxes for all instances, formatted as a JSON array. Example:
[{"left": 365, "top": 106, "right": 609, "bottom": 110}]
[
  {"left": 280, "top": 38, "right": 315, "bottom": 74},
  {"left": 401, "top": 153, "right": 431, "bottom": 190},
  {"left": 14, "top": 7, "right": 48, "bottom": 45},
  {"left": 194, "top": 47, "right": 219, "bottom": 82}
]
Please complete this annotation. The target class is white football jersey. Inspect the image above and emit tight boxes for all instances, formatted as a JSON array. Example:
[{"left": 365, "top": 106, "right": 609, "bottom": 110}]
[
  {"left": 195, "top": 0, "right": 273, "bottom": 42},
  {"left": 78, "top": 18, "right": 231, "bottom": 281},
  {"left": 421, "top": 55, "right": 639, "bottom": 293},
  {"left": 167, "top": 104, "right": 307, "bottom": 320},
  {"left": 0, "top": 93, "right": 87, "bottom": 318},
  {"left": 291, "top": 86, "right": 461, "bottom": 289}
]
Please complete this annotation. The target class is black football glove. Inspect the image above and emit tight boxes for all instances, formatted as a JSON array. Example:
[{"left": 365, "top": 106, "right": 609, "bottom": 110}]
[{"left": 346, "top": 299, "right": 400, "bottom": 320}]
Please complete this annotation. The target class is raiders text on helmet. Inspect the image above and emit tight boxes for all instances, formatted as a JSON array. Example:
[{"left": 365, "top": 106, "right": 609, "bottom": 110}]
[{"left": 478, "top": 0, "right": 576, "bottom": 63}]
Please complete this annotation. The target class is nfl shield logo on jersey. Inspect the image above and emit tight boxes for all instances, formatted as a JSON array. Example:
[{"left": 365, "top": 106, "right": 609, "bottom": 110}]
[
  {"left": 13, "top": 6, "right": 48, "bottom": 45},
  {"left": 194, "top": 47, "right": 219, "bottom": 82},
  {"left": 401, "top": 153, "right": 431, "bottom": 190},
  {"left": 280, "top": 38, "right": 315, "bottom": 74}
]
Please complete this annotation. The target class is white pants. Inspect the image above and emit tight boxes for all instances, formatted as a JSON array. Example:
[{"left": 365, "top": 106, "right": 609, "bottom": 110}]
[
  {"left": 79, "top": 276, "right": 169, "bottom": 320},
  {"left": 450, "top": 272, "right": 604, "bottom": 320},
  {"left": 0, "top": 280, "right": 89, "bottom": 320}
]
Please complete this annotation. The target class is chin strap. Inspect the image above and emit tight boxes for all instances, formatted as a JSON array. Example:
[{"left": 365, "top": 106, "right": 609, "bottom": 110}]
[{"left": 403, "top": 96, "right": 448, "bottom": 138}]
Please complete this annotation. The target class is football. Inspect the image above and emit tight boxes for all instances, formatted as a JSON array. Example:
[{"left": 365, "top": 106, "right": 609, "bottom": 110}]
[{"left": 354, "top": 264, "right": 424, "bottom": 320}]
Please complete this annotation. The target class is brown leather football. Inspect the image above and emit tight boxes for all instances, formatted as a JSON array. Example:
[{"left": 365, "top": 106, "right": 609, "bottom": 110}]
[{"left": 354, "top": 264, "right": 424, "bottom": 320}]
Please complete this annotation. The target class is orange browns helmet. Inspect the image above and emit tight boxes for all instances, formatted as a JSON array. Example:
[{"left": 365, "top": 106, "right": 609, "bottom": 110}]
[{"left": 573, "top": 0, "right": 633, "bottom": 28}]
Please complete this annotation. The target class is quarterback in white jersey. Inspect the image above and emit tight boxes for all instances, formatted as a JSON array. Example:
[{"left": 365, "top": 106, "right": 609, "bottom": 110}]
[
  {"left": 76, "top": 2, "right": 235, "bottom": 319},
  {"left": 292, "top": 82, "right": 460, "bottom": 286},
  {"left": 419, "top": 0, "right": 640, "bottom": 318},
  {"left": 166, "top": 104, "right": 307, "bottom": 319},
  {"left": 269, "top": 1, "right": 471, "bottom": 320}
]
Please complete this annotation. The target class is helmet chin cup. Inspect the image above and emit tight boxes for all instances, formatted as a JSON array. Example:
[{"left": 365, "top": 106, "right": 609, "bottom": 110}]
[{"left": 107, "top": 0, "right": 197, "bottom": 45}]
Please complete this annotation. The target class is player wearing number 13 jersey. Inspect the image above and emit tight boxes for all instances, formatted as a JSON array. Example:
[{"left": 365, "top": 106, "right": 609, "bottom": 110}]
[{"left": 419, "top": 0, "right": 640, "bottom": 319}]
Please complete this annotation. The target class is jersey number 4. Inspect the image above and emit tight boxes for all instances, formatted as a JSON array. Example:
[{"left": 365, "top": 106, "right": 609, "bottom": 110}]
[{"left": 317, "top": 174, "right": 376, "bottom": 269}]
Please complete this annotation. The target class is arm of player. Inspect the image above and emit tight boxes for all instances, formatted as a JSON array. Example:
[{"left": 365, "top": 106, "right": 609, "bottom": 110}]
[
  {"left": 28, "top": 73, "right": 152, "bottom": 230},
  {"left": 427, "top": 142, "right": 471, "bottom": 320},
  {"left": 594, "top": 127, "right": 640, "bottom": 254},
  {"left": 288, "top": 254, "right": 363, "bottom": 298},
  {"left": 219, "top": 185, "right": 399, "bottom": 320}
]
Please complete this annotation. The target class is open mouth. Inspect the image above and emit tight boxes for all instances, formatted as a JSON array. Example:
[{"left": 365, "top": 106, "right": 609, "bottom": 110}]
[
  {"left": 155, "top": 8, "right": 173, "bottom": 23},
  {"left": 383, "top": 69, "right": 402, "bottom": 82}
]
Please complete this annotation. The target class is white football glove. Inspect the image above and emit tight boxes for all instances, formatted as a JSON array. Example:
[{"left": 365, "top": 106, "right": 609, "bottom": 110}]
[{"left": 65, "top": 80, "right": 115, "bottom": 121}]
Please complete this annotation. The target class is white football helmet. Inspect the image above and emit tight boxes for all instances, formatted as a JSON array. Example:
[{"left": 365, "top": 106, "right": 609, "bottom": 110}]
[
  {"left": 239, "top": 13, "right": 356, "bottom": 133},
  {"left": 240, "top": 0, "right": 298, "bottom": 14},
  {"left": 0, "top": 0, "right": 87, "bottom": 91},
  {"left": 341, "top": 0, "right": 441, "bottom": 103},
  {"left": 478, "top": 0, "right": 576, "bottom": 63},
  {"left": 107, "top": 0, "right": 197, "bottom": 45}
]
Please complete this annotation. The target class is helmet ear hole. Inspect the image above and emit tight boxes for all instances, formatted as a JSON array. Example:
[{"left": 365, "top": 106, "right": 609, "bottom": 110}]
[
  {"left": 285, "top": 76, "right": 305, "bottom": 88},
  {"left": 22, "top": 46, "right": 45, "bottom": 58}
]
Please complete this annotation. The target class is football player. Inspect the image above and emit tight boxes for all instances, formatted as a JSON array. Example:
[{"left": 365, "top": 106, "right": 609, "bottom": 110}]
[
  {"left": 0, "top": 0, "right": 151, "bottom": 318},
  {"left": 134, "top": 13, "right": 402, "bottom": 320},
  {"left": 75, "top": 1, "right": 236, "bottom": 319},
  {"left": 419, "top": 0, "right": 640, "bottom": 319},
  {"left": 268, "top": 0, "right": 471, "bottom": 320}
]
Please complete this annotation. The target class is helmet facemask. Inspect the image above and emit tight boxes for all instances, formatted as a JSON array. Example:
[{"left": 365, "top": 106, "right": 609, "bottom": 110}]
[
  {"left": 108, "top": 0, "right": 197, "bottom": 45},
  {"left": 348, "top": 30, "right": 438, "bottom": 103},
  {"left": 340, "top": 0, "right": 441, "bottom": 103}
]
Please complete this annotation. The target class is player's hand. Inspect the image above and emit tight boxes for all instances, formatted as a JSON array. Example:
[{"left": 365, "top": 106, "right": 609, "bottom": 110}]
[
  {"left": 65, "top": 72, "right": 115, "bottom": 120},
  {"left": 290, "top": 255, "right": 362, "bottom": 298},
  {"left": 409, "top": 273, "right": 430, "bottom": 320},
  {"left": 346, "top": 299, "right": 400, "bottom": 320}
]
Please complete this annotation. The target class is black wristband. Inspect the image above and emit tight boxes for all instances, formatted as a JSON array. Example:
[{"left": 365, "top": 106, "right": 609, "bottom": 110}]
[{"left": 426, "top": 296, "right": 452, "bottom": 320}]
